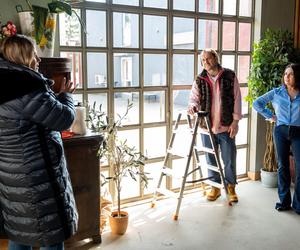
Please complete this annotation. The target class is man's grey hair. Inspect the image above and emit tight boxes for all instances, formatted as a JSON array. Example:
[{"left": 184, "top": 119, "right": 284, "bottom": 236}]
[{"left": 200, "top": 48, "right": 220, "bottom": 64}]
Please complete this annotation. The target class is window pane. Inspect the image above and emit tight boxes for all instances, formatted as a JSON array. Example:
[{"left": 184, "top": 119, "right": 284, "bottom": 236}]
[
  {"left": 144, "top": 162, "right": 166, "bottom": 195},
  {"left": 118, "top": 129, "right": 139, "bottom": 151},
  {"left": 198, "top": 19, "right": 218, "bottom": 50},
  {"left": 239, "top": 0, "right": 252, "bottom": 17},
  {"left": 114, "top": 92, "right": 139, "bottom": 125},
  {"left": 144, "top": 91, "right": 165, "bottom": 123},
  {"left": 223, "top": 0, "right": 236, "bottom": 15},
  {"left": 173, "top": 0, "right": 195, "bottom": 11},
  {"left": 240, "top": 87, "right": 249, "bottom": 115},
  {"left": 87, "top": 52, "right": 107, "bottom": 88},
  {"left": 86, "top": 10, "right": 106, "bottom": 47},
  {"left": 237, "top": 148, "right": 247, "bottom": 175},
  {"left": 113, "top": 0, "right": 138, "bottom": 6},
  {"left": 72, "top": 94, "right": 83, "bottom": 106},
  {"left": 120, "top": 174, "right": 140, "bottom": 199},
  {"left": 144, "top": 54, "right": 167, "bottom": 86},
  {"left": 199, "top": 0, "right": 219, "bottom": 13},
  {"left": 197, "top": 54, "right": 204, "bottom": 74},
  {"left": 143, "top": 15, "right": 167, "bottom": 49},
  {"left": 144, "top": 0, "right": 167, "bottom": 8},
  {"left": 60, "top": 51, "right": 83, "bottom": 88},
  {"left": 222, "top": 21, "right": 236, "bottom": 50},
  {"left": 173, "top": 90, "right": 190, "bottom": 120},
  {"left": 59, "top": 9, "right": 81, "bottom": 46},
  {"left": 87, "top": 93, "right": 108, "bottom": 114},
  {"left": 144, "top": 127, "right": 166, "bottom": 158},
  {"left": 238, "top": 22, "right": 251, "bottom": 51},
  {"left": 222, "top": 55, "right": 235, "bottom": 71},
  {"left": 114, "top": 53, "right": 139, "bottom": 87},
  {"left": 236, "top": 118, "right": 248, "bottom": 145},
  {"left": 238, "top": 55, "right": 250, "bottom": 83},
  {"left": 173, "top": 17, "right": 194, "bottom": 49},
  {"left": 113, "top": 12, "right": 139, "bottom": 48},
  {"left": 88, "top": 0, "right": 106, "bottom": 2},
  {"left": 173, "top": 54, "right": 194, "bottom": 85}
]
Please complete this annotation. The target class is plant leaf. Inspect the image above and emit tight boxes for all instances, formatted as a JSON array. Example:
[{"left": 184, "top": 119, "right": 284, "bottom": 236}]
[
  {"left": 32, "top": 5, "right": 48, "bottom": 44},
  {"left": 48, "top": 1, "right": 72, "bottom": 15}
]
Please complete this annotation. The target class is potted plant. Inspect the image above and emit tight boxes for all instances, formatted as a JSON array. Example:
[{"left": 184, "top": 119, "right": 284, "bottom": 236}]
[
  {"left": 246, "top": 29, "right": 299, "bottom": 187},
  {"left": 16, "top": 0, "right": 84, "bottom": 57},
  {"left": 87, "top": 100, "right": 149, "bottom": 235}
]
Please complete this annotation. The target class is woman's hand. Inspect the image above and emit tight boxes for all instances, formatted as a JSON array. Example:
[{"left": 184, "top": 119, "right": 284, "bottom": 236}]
[
  {"left": 266, "top": 115, "right": 277, "bottom": 123},
  {"left": 59, "top": 77, "right": 76, "bottom": 94}
]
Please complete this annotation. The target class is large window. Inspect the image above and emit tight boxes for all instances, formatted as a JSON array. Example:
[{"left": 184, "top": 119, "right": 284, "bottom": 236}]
[{"left": 59, "top": 0, "right": 254, "bottom": 204}]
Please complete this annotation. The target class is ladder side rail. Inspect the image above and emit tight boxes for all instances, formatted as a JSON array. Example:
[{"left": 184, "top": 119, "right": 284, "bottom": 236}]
[
  {"left": 151, "top": 113, "right": 182, "bottom": 206},
  {"left": 204, "top": 116, "right": 229, "bottom": 195},
  {"left": 173, "top": 115, "right": 201, "bottom": 219},
  {"left": 187, "top": 113, "right": 205, "bottom": 181}
]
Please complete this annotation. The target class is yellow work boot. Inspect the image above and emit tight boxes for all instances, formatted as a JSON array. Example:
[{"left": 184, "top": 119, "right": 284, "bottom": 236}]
[
  {"left": 227, "top": 184, "right": 238, "bottom": 202},
  {"left": 206, "top": 186, "right": 221, "bottom": 201}
]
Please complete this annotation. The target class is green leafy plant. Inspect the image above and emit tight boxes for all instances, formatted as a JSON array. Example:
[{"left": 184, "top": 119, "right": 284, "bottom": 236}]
[
  {"left": 246, "top": 29, "right": 299, "bottom": 172},
  {"left": 87, "top": 101, "right": 149, "bottom": 217},
  {"left": 246, "top": 29, "right": 297, "bottom": 107}
]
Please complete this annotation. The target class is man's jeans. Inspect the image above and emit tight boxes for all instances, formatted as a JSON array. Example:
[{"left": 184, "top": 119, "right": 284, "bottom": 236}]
[
  {"left": 8, "top": 241, "right": 64, "bottom": 250},
  {"left": 273, "top": 125, "right": 300, "bottom": 212},
  {"left": 201, "top": 132, "right": 237, "bottom": 185}
]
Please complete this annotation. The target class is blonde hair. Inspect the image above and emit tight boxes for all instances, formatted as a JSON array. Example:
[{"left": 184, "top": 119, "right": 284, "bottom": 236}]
[
  {"left": 1, "top": 35, "right": 35, "bottom": 67},
  {"left": 200, "top": 48, "right": 220, "bottom": 64}
]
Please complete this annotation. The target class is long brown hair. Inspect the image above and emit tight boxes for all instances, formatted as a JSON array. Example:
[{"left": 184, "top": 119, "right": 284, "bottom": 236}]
[
  {"left": 0, "top": 35, "right": 35, "bottom": 67},
  {"left": 283, "top": 63, "right": 300, "bottom": 90}
]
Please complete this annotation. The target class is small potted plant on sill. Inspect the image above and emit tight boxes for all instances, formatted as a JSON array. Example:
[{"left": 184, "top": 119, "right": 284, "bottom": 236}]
[
  {"left": 16, "top": 0, "right": 85, "bottom": 57},
  {"left": 246, "top": 29, "right": 299, "bottom": 187},
  {"left": 87, "top": 100, "right": 149, "bottom": 235}
]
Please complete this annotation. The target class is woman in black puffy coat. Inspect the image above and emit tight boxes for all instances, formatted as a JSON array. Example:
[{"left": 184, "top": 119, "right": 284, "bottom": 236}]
[{"left": 0, "top": 35, "right": 78, "bottom": 250}]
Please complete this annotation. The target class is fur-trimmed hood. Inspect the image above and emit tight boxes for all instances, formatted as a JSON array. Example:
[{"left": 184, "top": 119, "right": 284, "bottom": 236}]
[{"left": 0, "top": 56, "right": 53, "bottom": 105}]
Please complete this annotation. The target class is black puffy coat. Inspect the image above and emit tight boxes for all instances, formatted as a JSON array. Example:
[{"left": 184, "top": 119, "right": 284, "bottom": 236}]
[{"left": 0, "top": 57, "right": 78, "bottom": 246}]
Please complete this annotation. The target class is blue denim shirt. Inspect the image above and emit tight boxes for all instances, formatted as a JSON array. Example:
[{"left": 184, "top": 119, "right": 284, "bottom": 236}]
[{"left": 253, "top": 85, "right": 300, "bottom": 126}]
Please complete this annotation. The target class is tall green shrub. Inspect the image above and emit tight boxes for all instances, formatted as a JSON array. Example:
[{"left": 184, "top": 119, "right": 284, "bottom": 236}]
[
  {"left": 246, "top": 29, "right": 297, "bottom": 107},
  {"left": 246, "top": 29, "right": 299, "bottom": 172}
]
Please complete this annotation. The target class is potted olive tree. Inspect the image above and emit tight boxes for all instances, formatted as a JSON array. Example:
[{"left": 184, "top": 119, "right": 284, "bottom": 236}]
[
  {"left": 246, "top": 29, "right": 299, "bottom": 187},
  {"left": 87, "top": 101, "right": 149, "bottom": 235}
]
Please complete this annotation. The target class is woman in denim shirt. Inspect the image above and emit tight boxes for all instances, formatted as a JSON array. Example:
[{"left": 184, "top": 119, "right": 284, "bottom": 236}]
[{"left": 253, "top": 63, "right": 300, "bottom": 214}]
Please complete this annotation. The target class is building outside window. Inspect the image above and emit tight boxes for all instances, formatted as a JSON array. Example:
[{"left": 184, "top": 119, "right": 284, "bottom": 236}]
[{"left": 59, "top": 0, "right": 254, "bottom": 204}]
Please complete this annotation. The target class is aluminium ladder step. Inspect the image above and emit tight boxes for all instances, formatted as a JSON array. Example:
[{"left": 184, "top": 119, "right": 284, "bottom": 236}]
[
  {"left": 198, "top": 163, "right": 220, "bottom": 173},
  {"left": 202, "top": 179, "right": 223, "bottom": 189},
  {"left": 156, "top": 188, "right": 179, "bottom": 199},
  {"left": 167, "top": 149, "right": 189, "bottom": 158},
  {"left": 194, "top": 146, "right": 215, "bottom": 154},
  {"left": 161, "top": 167, "right": 184, "bottom": 179}
]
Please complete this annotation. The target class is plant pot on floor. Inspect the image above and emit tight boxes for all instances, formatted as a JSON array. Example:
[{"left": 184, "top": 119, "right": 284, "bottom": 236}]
[
  {"left": 109, "top": 211, "right": 128, "bottom": 235},
  {"left": 260, "top": 169, "right": 278, "bottom": 188}
]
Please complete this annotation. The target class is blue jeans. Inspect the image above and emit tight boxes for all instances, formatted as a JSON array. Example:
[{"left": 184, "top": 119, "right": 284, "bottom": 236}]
[
  {"left": 201, "top": 132, "right": 237, "bottom": 184},
  {"left": 8, "top": 241, "right": 64, "bottom": 250},
  {"left": 273, "top": 125, "right": 300, "bottom": 212}
]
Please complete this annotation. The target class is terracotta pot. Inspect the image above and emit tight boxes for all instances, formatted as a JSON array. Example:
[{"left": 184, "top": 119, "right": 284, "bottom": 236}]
[
  {"left": 38, "top": 57, "right": 71, "bottom": 93},
  {"left": 109, "top": 211, "right": 128, "bottom": 235}
]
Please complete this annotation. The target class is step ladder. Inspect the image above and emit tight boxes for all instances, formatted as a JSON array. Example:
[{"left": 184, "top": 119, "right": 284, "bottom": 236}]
[{"left": 150, "top": 111, "right": 232, "bottom": 220}]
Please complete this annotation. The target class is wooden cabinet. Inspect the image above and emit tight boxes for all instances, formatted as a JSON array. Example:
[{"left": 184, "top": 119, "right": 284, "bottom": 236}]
[{"left": 63, "top": 133, "right": 103, "bottom": 244}]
